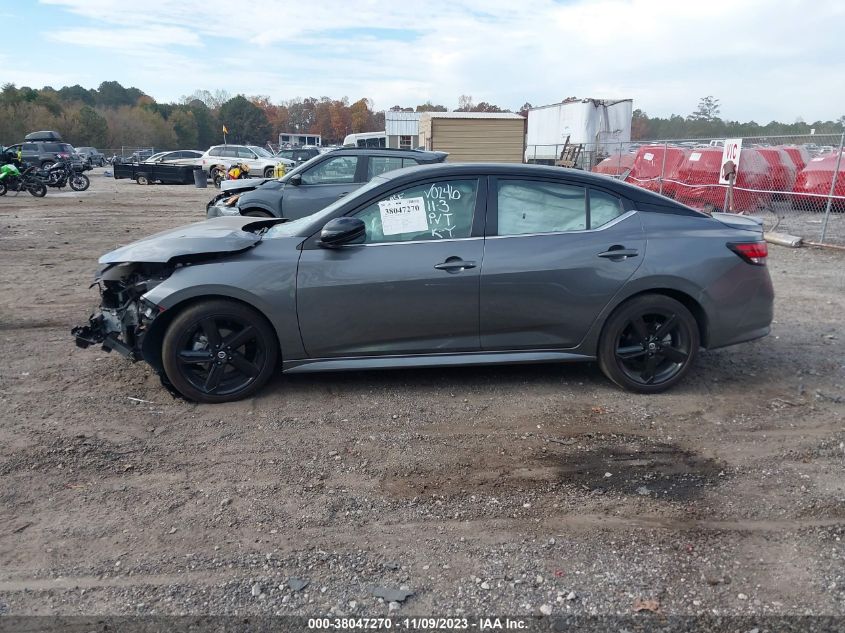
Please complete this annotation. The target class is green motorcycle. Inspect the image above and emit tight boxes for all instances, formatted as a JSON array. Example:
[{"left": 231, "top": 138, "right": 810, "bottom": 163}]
[{"left": 0, "top": 162, "right": 48, "bottom": 197}]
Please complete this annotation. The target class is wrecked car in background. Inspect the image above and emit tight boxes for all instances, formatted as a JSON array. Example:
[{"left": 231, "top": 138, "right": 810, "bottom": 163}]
[{"left": 74, "top": 163, "right": 774, "bottom": 404}]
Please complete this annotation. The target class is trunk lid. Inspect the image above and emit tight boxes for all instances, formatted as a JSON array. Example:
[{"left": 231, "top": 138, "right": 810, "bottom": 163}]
[{"left": 712, "top": 212, "right": 764, "bottom": 234}]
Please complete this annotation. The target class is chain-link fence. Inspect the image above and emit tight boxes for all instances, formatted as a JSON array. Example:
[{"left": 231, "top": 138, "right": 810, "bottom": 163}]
[
  {"left": 102, "top": 147, "right": 159, "bottom": 164},
  {"left": 527, "top": 133, "right": 845, "bottom": 247}
]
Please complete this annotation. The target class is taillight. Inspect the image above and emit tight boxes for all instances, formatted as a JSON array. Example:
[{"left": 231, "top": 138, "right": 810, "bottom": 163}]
[{"left": 728, "top": 241, "right": 768, "bottom": 265}]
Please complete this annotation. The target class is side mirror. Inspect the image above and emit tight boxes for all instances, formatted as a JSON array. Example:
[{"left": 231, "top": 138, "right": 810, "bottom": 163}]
[
  {"left": 289, "top": 173, "right": 302, "bottom": 186},
  {"left": 319, "top": 217, "right": 365, "bottom": 248}
]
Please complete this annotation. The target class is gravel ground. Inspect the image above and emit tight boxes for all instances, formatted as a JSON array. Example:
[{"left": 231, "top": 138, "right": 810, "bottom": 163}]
[{"left": 0, "top": 171, "right": 843, "bottom": 620}]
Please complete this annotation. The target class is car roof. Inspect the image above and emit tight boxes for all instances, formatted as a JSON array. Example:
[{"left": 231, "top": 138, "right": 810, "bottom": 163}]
[
  {"left": 376, "top": 162, "right": 703, "bottom": 213},
  {"left": 326, "top": 147, "right": 447, "bottom": 161}
]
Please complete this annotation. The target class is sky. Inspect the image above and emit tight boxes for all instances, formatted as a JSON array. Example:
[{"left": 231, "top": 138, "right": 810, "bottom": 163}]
[{"left": 5, "top": 0, "right": 844, "bottom": 122}]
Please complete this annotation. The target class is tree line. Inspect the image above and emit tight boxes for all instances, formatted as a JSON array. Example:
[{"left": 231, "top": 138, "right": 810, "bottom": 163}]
[
  {"left": 632, "top": 96, "right": 845, "bottom": 141},
  {"left": 1, "top": 84, "right": 842, "bottom": 151}
]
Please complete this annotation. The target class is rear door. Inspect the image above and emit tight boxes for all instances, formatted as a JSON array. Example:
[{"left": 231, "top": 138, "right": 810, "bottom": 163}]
[
  {"left": 282, "top": 155, "right": 364, "bottom": 219},
  {"left": 480, "top": 177, "right": 645, "bottom": 350},
  {"left": 296, "top": 176, "right": 486, "bottom": 358}
]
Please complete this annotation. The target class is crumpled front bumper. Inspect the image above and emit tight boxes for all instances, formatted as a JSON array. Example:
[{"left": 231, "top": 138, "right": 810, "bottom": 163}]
[{"left": 72, "top": 312, "right": 138, "bottom": 359}]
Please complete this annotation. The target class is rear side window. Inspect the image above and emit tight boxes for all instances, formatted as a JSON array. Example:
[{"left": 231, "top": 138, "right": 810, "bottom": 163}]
[
  {"left": 589, "top": 189, "right": 624, "bottom": 228},
  {"left": 368, "top": 156, "right": 404, "bottom": 178},
  {"left": 209, "top": 147, "right": 223, "bottom": 157},
  {"left": 222, "top": 147, "right": 239, "bottom": 158},
  {"left": 497, "top": 180, "right": 587, "bottom": 235}
]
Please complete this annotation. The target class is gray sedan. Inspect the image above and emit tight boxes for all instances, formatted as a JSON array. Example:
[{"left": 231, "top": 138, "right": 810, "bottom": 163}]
[{"left": 73, "top": 163, "right": 774, "bottom": 403}]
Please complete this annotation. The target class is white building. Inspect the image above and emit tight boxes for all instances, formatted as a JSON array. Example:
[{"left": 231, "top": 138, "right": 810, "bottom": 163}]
[
  {"left": 525, "top": 98, "right": 633, "bottom": 163},
  {"left": 385, "top": 111, "right": 421, "bottom": 149}
]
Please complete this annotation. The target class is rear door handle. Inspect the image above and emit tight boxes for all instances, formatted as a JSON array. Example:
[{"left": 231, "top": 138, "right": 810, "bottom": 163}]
[
  {"left": 598, "top": 248, "right": 638, "bottom": 259},
  {"left": 434, "top": 257, "right": 476, "bottom": 272},
  {"left": 338, "top": 192, "right": 350, "bottom": 198}
]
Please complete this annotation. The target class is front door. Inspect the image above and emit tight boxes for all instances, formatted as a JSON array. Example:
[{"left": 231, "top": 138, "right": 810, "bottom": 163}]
[
  {"left": 296, "top": 176, "right": 485, "bottom": 358},
  {"left": 283, "top": 155, "right": 364, "bottom": 220},
  {"left": 480, "top": 178, "right": 645, "bottom": 350}
]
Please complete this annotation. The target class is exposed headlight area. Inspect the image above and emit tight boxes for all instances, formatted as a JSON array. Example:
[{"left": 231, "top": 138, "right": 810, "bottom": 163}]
[
  {"left": 72, "top": 263, "right": 171, "bottom": 360},
  {"left": 207, "top": 194, "right": 243, "bottom": 218}
]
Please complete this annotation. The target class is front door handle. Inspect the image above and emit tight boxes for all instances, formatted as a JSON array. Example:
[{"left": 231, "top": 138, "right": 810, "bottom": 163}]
[
  {"left": 338, "top": 192, "right": 349, "bottom": 198},
  {"left": 598, "top": 247, "right": 638, "bottom": 260},
  {"left": 434, "top": 257, "right": 476, "bottom": 272}
]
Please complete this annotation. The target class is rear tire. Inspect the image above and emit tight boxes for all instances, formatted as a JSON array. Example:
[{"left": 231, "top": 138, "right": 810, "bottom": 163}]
[
  {"left": 161, "top": 300, "right": 279, "bottom": 403},
  {"left": 136, "top": 174, "right": 149, "bottom": 185},
  {"left": 598, "top": 294, "right": 699, "bottom": 394},
  {"left": 0, "top": 182, "right": 6, "bottom": 196}
]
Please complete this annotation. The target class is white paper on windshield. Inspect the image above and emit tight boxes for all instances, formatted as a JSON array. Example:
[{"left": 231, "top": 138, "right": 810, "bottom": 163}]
[
  {"left": 643, "top": 152, "right": 654, "bottom": 161},
  {"left": 379, "top": 196, "right": 428, "bottom": 235},
  {"left": 689, "top": 152, "right": 702, "bottom": 162}
]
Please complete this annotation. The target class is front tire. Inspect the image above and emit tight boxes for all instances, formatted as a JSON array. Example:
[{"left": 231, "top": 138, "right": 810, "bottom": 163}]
[
  {"left": 0, "top": 182, "right": 6, "bottom": 196},
  {"left": 27, "top": 181, "right": 47, "bottom": 197},
  {"left": 263, "top": 167, "right": 274, "bottom": 178},
  {"left": 70, "top": 173, "right": 90, "bottom": 191},
  {"left": 161, "top": 300, "right": 279, "bottom": 403},
  {"left": 242, "top": 209, "right": 272, "bottom": 218},
  {"left": 598, "top": 294, "right": 699, "bottom": 393}
]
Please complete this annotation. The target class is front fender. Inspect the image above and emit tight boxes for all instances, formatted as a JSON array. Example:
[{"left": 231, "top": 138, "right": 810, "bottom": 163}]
[{"left": 140, "top": 246, "right": 306, "bottom": 364}]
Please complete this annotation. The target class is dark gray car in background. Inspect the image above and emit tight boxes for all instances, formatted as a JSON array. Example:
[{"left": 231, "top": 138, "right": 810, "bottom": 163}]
[
  {"left": 74, "top": 163, "right": 774, "bottom": 403},
  {"left": 207, "top": 147, "right": 448, "bottom": 221}
]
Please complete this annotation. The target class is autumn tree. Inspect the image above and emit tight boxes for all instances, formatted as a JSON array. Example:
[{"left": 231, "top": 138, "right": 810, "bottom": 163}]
[
  {"left": 415, "top": 101, "right": 447, "bottom": 112},
  {"left": 218, "top": 95, "right": 271, "bottom": 144}
]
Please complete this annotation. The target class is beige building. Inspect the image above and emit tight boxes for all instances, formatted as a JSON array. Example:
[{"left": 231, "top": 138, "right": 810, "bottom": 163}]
[{"left": 418, "top": 112, "right": 526, "bottom": 163}]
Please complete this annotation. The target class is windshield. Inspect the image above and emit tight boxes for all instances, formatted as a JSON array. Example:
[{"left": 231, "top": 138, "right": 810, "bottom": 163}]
[
  {"left": 250, "top": 146, "right": 273, "bottom": 158},
  {"left": 265, "top": 176, "right": 389, "bottom": 239},
  {"left": 145, "top": 152, "right": 167, "bottom": 161}
]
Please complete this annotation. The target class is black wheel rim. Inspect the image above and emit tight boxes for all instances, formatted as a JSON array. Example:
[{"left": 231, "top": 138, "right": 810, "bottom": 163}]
[
  {"left": 175, "top": 315, "right": 265, "bottom": 396},
  {"left": 614, "top": 309, "right": 691, "bottom": 386}
]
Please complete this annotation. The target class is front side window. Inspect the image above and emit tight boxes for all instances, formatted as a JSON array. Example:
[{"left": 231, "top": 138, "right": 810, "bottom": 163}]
[
  {"left": 497, "top": 180, "right": 587, "bottom": 235},
  {"left": 237, "top": 147, "right": 256, "bottom": 159},
  {"left": 353, "top": 179, "right": 478, "bottom": 244},
  {"left": 301, "top": 156, "right": 359, "bottom": 185},
  {"left": 222, "top": 147, "right": 239, "bottom": 158}
]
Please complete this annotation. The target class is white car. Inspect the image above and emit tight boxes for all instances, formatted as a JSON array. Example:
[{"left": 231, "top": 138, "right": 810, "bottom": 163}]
[
  {"left": 143, "top": 150, "right": 204, "bottom": 166},
  {"left": 200, "top": 145, "right": 293, "bottom": 178}
]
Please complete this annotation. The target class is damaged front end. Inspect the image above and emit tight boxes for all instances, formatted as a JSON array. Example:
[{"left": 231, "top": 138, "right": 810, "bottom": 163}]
[{"left": 72, "top": 262, "right": 171, "bottom": 361}]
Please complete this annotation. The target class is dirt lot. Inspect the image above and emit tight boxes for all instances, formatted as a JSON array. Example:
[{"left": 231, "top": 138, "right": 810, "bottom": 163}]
[{"left": 0, "top": 171, "right": 843, "bottom": 619}]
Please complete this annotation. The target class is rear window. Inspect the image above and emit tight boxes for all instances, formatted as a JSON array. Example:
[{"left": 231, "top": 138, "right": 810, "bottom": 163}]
[{"left": 42, "top": 143, "right": 73, "bottom": 153}]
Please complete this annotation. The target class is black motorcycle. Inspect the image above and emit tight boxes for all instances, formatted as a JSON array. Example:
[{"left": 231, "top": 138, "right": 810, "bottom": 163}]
[{"left": 38, "top": 159, "right": 90, "bottom": 191}]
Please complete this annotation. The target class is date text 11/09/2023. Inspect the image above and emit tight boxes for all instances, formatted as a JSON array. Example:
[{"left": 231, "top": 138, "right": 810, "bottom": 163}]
[{"left": 307, "top": 617, "right": 529, "bottom": 630}]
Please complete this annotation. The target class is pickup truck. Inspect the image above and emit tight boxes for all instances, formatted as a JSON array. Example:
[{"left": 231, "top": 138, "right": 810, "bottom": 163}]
[{"left": 113, "top": 161, "right": 196, "bottom": 185}]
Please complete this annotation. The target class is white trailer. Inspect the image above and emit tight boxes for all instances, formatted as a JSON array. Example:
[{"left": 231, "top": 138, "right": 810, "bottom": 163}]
[{"left": 525, "top": 98, "right": 633, "bottom": 163}]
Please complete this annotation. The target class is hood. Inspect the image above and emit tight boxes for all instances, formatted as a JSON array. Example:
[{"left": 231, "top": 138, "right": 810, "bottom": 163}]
[
  {"left": 220, "top": 177, "right": 272, "bottom": 193},
  {"left": 99, "top": 216, "right": 285, "bottom": 264}
]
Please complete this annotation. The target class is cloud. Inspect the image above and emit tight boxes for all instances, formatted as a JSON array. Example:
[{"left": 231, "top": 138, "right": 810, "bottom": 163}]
[{"left": 28, "top": 0, "right": 845, "bottom": 121}]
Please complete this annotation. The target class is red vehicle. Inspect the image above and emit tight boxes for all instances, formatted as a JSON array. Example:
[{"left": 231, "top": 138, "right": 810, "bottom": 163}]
[
  {"left": 755, "top": 147, "right": 797, "bottom": 193},
  {"left": 592, "top": 152, "right": 635, "bottom": 177},
  {"left": 792, "top": 152, "right": 845, "bottom": 210},
  {"left": 673, "top": 147, "right": 773, "bottom": 213},
  {"left": 624, "top": 145, "right": 688, "bottom": 198},
  {"left": 778, "top": 145, "right": 811, "bottom": 172}
]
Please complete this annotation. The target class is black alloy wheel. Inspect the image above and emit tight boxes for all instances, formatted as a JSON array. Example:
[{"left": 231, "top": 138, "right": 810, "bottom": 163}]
[
  {"left": 599, "top": 294, "right": 699, "bottom": 393},
  {"left": 162, "top": 300, "right": 278, "bottom": 403}
]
